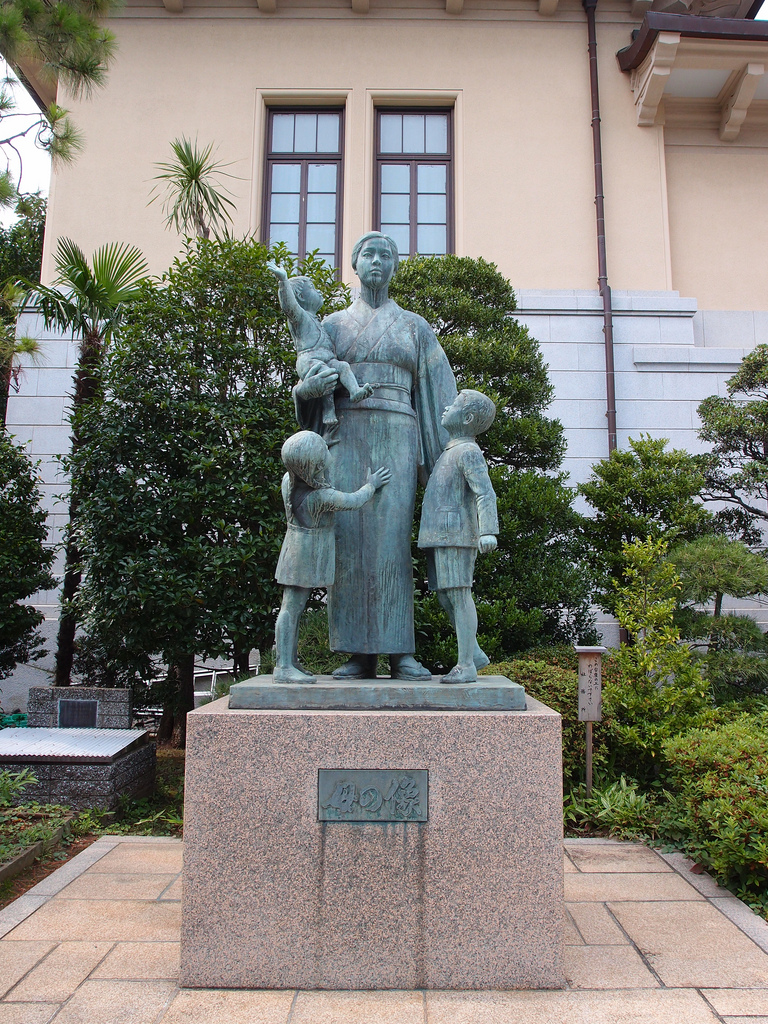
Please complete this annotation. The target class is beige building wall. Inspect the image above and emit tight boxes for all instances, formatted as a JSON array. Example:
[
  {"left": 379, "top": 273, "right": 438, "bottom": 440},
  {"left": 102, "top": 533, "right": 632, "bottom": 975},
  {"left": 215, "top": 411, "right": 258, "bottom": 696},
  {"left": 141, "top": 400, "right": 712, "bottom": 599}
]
[
  {"left": 664, "top": 129, "right": 768, "bottom": 311},
  {"left": 43, "top": 0, "right": 676, "bottom": 297}
]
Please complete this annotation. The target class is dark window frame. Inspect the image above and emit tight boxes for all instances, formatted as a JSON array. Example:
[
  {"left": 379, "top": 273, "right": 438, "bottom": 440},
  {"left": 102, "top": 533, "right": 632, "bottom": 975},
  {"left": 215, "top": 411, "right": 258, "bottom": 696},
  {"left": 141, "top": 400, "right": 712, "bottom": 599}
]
[
  {"left": 262, "top": 106, "right": 345, "bottom": 270},
  {"left": 374, "top": 107, "right": 454, "bottom": 258}
]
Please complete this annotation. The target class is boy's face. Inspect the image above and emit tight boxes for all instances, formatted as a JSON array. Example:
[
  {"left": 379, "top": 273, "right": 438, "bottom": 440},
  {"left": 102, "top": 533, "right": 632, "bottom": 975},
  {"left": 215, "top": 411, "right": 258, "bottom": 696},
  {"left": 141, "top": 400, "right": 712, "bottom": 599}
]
[{"left": 441, "top": 392, "right": 473, "bottom": 434}]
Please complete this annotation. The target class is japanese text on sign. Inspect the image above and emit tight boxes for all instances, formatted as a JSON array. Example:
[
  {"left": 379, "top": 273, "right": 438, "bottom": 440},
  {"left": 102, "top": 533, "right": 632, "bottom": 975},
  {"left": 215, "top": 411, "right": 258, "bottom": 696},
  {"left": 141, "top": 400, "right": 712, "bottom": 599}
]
[
  {"left": 578, "top": 653, "right": 602, "bottom": 722},
  {"left": 318, "top": 769, "right": 428, "bottom": 822}
]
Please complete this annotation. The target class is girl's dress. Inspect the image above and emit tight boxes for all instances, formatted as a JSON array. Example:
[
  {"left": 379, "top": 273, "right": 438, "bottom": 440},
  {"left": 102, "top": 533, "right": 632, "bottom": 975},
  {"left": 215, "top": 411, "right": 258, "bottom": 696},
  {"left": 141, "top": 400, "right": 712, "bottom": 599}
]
[{"left": 275, "top": 474, "right": 376, "bottom": 589}]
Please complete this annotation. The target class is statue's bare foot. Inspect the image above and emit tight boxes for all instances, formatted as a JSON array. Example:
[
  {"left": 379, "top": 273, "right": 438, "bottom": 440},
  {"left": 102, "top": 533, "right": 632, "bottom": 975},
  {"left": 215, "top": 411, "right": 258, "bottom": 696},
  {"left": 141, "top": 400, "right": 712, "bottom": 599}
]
[
  {"left": 333, "top": 654, "right": 377, "bottom": 679},
  {"left": 273, "top": 665, "right": 317, "bottom": 684},
  {"left": 440, "top": 664, "right": 477, "bottom": 685},
  {"left": 390, "top": 654, "right": 431, "bottom": 681},
  {"left": 349, "top": 383, "right": 374, "bottom": 403},
  {"left": 474, "top": 648, "right": 490, "bottom": 670}
]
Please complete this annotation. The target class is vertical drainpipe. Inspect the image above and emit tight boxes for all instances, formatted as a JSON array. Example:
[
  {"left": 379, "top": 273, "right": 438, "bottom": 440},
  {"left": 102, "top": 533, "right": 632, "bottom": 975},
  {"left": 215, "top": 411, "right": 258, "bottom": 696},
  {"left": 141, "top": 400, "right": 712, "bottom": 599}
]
[{"left": 583, "top": 0, "right": 618, "bottom": 453}]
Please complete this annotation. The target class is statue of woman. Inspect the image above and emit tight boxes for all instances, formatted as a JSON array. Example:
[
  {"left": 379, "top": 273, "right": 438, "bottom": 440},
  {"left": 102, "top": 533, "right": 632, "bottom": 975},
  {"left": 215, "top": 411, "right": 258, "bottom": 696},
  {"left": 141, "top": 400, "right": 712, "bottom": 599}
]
[{"left": 293, "top": 232, "right": 457, "bottom": 679}]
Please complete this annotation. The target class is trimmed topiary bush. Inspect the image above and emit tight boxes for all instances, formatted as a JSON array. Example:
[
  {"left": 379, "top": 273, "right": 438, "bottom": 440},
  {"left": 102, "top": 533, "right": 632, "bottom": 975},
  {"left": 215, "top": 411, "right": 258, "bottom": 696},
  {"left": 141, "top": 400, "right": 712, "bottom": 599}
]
[{"left": 661, "top": 713, "right": 768, "bottom": 913}]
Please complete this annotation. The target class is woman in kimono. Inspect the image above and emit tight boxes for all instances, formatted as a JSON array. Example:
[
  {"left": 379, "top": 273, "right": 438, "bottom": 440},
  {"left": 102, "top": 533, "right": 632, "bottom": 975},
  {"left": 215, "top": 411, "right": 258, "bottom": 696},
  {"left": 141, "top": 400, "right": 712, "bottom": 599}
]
[{"left": 293, "top": 232, "right": 457, "bottom": 679}]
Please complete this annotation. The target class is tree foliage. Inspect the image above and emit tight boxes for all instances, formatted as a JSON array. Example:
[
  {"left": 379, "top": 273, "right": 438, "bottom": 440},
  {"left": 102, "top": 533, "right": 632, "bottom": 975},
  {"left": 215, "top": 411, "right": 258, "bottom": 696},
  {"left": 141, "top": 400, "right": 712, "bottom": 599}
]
[
  {"left": 389, "top": 254, "right": 596, "bottom": 668},
  {"left": 0, "top": 431, "right": 55, "bottom": 680},
  {"left": 72, "top": 237, "right": 348, "bottom": 744},
  {"left": 150, "top": 136, "right": 236, "bottom": 240},
  {"left": 0, "top": 0, "right": 120, "bottom": 195},
  {"left": 699, "top": 344, "right": 768, "bottom": 537},
  {"left": 607, "top": 537, "right": 710, "bottom": 780},
  {"left": 577, "top": 435, "right": 712, "bottom": 614},
  {"left": 0, "top": 191, "right": 45, "bottom": 425},
  {"left": 24, "top": 237, "right": 150, "bottom": 686}
]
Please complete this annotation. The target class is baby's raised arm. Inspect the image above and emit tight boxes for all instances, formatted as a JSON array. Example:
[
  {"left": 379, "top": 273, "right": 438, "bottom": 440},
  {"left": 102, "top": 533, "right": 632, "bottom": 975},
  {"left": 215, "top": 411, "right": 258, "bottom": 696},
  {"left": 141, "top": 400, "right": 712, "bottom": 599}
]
[{"left": 268, "top": 262, "right": 304, "bottom": 330}]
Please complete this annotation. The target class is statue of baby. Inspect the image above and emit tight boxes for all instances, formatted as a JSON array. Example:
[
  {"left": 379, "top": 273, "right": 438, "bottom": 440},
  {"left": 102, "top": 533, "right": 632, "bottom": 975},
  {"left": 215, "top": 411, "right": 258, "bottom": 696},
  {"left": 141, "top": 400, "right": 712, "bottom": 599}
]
[{"left": 268, "top": 261, "right": 374, "bottom": 441}]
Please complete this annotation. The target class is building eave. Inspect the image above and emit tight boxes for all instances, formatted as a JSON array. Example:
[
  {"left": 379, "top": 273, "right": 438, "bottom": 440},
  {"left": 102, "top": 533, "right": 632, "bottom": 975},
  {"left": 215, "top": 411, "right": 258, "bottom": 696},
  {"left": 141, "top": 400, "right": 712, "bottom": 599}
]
[{"left": 617, "top": 11, "right": 768, "bottom": 72}]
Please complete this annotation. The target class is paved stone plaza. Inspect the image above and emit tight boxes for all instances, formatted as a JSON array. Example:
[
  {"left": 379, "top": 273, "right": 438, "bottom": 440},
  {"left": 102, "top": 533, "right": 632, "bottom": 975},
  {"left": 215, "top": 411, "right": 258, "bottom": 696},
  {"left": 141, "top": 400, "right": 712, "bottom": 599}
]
[{"left": 0, "top": 836, "right": 766, "bottom": 1023}]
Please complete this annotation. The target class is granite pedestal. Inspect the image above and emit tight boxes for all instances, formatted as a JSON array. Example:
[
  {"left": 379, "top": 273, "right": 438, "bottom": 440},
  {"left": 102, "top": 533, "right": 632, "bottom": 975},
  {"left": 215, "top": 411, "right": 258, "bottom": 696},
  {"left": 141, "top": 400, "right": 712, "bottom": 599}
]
[{"left": 181, "top": 681, "right": 564, "bottom": 990}]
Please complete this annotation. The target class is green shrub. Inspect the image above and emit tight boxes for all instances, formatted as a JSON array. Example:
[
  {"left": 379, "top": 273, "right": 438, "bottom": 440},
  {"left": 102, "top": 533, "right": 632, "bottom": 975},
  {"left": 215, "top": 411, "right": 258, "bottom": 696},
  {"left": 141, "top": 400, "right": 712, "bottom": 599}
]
[
  {"left": 0, "top": 767, "right": 37, "bottom": 807},
  {"left": 565, "top": 776, "right": 659, "bottom": 839},
  {"left": 661, "top": 713, "right": 768, "bottom": 910}
]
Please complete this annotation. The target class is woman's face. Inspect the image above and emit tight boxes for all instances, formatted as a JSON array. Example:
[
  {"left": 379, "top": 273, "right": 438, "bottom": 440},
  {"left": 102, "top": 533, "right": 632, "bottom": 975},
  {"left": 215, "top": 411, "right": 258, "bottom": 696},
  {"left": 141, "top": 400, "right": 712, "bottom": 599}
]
[{"left": 355, "top": 238, "right": 395, "bottom": 291}]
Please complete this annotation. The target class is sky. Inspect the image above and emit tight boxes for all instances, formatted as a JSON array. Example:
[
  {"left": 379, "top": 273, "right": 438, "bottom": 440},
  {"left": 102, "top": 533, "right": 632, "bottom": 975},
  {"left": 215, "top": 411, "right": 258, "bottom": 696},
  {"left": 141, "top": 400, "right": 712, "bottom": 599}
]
[{"left": 1, "top": 3, "right": 767, "bottom": 228}]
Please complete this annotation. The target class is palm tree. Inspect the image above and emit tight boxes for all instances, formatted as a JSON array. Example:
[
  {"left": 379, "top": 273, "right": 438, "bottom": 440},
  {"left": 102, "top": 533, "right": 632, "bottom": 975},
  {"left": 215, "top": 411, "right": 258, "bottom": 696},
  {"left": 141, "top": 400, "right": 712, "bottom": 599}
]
[
  {"left": 24, "top": 238, "right": 149, "bottom": 685},
  {"left": 150, "top": 136, "right": 236, "bottom": 239}
]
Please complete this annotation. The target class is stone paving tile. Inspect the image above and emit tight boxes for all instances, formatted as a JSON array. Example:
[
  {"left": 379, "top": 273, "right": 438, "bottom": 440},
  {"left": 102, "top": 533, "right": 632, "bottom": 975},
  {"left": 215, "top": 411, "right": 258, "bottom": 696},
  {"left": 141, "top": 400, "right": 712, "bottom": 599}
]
[
  {"left": 563, "top": 854, "right": 577, "bottom": 874},
  {"left": 610, "top": 901, "right": 768, "bottom": 987},
  {"left": 565, "top": 871, "right": 703, "bottom": 903},
  {"left": 7, "top": 941, "right": 113, "bottom": 1002},
  {"left": 291, "top": 991, "right": 423, "bottom": 1024},
  {"left": 0, "top": 939, "right": 55, "bottom": 998},
  {"left": 712, "top": 897, "right": 768, "bottom": 954},
  {"left": 160, "top": 878, "right": 182, "bottom": 901},
  {"left": 657, "top": 852, "right": 729, "bottom": 898},
  {"left": 0, "top": 895, "right": 49, "bottom": 939},
  {"left": 24, "top": 843, "right": 119, "bottom": 898},
  {"left": 566, "top": 903, "right": 627, "bottom": 945},
  {"left": 562, "top": 910, "right": 583, "bottom": 946},
  {"left": 426, "top": 989, "right": 720, "bottom": 1023},
  {"left": 159, "top": 989, "right": 294, "bottom": 1023},
  {"left": 48, "top": 979, "right": 176, "bottom": 1024},
  {"left": 722, "top": 1018, "right": 768, "bottom": 1024},
  {"left": 6, "top": 899, "right": 181, "bottom": 943},
  {"left": 702, "top": 989, "right": 768, "bottom": 1015},
  {"left": 91, "top": 941, "right": 180, "bottom": 980},
  {"left": 566, "top": 844, "right": 671, "bottom": 874},
  {"left": 0, "top": 1005, "right": 57, "bottom": 1024},
  {"left": 564, "top": 945, "right": 659, "bottom": 989},
  {"left": 57, "top": 873, "right": 179, "bottom": 901},
  {"left": 89, "top": 845, "right": 183, "bottom": 874}
]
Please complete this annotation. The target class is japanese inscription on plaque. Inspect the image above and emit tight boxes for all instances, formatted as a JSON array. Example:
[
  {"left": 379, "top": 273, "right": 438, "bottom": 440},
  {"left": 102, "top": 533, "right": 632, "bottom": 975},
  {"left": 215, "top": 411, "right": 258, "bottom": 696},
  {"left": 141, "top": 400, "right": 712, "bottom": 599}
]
[
  {"left": 318, "top": 769, "right": 428, "bottom": 822},
  {"left": 576, "top": 647, "right": 604, "bottom": 722}
]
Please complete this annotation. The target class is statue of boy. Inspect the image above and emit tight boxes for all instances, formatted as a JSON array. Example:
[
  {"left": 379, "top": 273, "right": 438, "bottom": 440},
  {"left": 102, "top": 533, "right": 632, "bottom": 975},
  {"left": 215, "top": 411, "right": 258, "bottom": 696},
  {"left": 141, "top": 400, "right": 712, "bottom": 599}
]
[
  {"left": 268, "top": 261, "right": 374, "bottom": 440},
  {"left": 274, "top": 430, "right": 390, "bottom": 684},
  {"left": 418, "top": 390, "right": 499, "bottom": 684}
]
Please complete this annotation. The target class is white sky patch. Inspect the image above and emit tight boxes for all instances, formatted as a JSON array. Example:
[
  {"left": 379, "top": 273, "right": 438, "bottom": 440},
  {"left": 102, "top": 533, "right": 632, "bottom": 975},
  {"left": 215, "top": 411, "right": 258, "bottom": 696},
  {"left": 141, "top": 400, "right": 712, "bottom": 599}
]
[{"left": 0, "top": 61, "right": 51, "bottom": 226}]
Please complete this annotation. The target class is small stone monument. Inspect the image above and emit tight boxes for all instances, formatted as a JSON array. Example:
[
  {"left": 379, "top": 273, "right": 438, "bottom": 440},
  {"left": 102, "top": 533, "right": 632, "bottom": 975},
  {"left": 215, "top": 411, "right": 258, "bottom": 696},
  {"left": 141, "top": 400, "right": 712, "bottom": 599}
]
[{"left": 181, "top": 233, "right": 564, "bottom": 991}]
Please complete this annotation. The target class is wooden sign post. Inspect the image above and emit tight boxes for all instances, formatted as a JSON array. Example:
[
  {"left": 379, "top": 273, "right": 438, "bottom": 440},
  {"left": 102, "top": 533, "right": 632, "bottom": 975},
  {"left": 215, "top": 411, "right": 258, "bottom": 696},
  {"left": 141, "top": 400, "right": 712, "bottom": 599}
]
[{"left": 574, "top": 645, "right": 606, "bottom": 796}]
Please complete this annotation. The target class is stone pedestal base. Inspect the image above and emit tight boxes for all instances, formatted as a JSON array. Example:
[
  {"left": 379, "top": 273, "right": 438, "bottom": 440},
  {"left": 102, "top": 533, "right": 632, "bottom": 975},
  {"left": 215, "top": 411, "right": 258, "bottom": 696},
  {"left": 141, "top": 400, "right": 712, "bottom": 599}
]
[{"left": 180, "top": 694, "right": 564, "bottom": 990}]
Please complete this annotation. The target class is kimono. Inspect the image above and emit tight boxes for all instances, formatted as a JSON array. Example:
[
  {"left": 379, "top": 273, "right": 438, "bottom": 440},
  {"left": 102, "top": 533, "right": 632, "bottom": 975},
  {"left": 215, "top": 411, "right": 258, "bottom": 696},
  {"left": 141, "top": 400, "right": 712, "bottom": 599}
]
[{"left": 295, "top": 297, "right": 457, "bottom": 655}]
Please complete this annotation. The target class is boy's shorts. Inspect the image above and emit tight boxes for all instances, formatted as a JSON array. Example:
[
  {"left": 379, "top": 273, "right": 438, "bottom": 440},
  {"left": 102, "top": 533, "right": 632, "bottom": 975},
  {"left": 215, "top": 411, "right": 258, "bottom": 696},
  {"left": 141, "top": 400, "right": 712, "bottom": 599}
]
[{"left": 426, "top": 547, "right": 477, "bottom": 591}]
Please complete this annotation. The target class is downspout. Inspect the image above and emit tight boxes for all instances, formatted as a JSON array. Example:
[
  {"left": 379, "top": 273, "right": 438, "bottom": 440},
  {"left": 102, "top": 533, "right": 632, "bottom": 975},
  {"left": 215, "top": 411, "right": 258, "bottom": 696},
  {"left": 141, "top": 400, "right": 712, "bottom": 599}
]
[{"left": 583, "top": 0, "right": 618, "bottom": 453}]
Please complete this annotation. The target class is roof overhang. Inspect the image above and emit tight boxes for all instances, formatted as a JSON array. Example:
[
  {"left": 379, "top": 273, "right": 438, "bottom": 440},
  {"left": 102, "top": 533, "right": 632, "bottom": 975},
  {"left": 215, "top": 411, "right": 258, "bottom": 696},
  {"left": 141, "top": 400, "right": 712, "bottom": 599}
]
[{"left": 617, "top": 12, "right": 768, "bottom": 136}]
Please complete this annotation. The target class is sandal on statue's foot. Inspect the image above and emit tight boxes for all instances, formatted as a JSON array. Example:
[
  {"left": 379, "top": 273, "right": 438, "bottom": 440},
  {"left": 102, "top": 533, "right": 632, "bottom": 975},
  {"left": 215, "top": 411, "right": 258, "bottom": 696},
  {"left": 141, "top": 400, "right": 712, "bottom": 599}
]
[
  {"left": 332, "top": 655, "right": 377, "bottom": 679},
  {"left": 440, "top": 664, "right": 477, "bottom": 685},
  {"left": 390, "top": 654, "right": 431, "bottom": 681}
]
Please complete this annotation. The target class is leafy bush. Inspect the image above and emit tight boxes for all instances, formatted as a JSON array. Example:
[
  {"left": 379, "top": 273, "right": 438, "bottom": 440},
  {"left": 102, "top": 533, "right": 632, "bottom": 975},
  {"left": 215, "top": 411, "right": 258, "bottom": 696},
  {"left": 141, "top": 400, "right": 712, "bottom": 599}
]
[
  {"left": 565, "top": 777, "right": 658, "bottom": 839},
  {"left": 661, "top": 713, "right": 768, "bottom": 910},
  {"left": 0, "top": 433, "right": 56, "bottom": 678},
  {"left": 0, "top": 768, "right": 37, "bottom": 807}
]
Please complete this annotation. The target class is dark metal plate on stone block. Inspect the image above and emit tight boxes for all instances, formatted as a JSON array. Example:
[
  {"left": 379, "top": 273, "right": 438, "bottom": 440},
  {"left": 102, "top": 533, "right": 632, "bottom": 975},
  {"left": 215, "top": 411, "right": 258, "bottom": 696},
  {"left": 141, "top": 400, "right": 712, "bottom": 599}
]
[
  {"left": 58, "top": 699, "right": 98, "bottom": 728},
  {"left": 318, "top": 769, "right": 428, "bottom": 822},
  {"left": 229, "top": 675, "right": 526, "bottom": 711}
]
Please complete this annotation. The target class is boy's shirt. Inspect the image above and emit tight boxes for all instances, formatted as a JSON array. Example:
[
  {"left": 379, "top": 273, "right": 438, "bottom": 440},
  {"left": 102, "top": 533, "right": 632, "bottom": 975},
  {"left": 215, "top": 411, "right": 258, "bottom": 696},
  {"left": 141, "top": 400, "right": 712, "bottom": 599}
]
[{"left": 418, "top": 438, "right": 498, "bottom": 549}]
